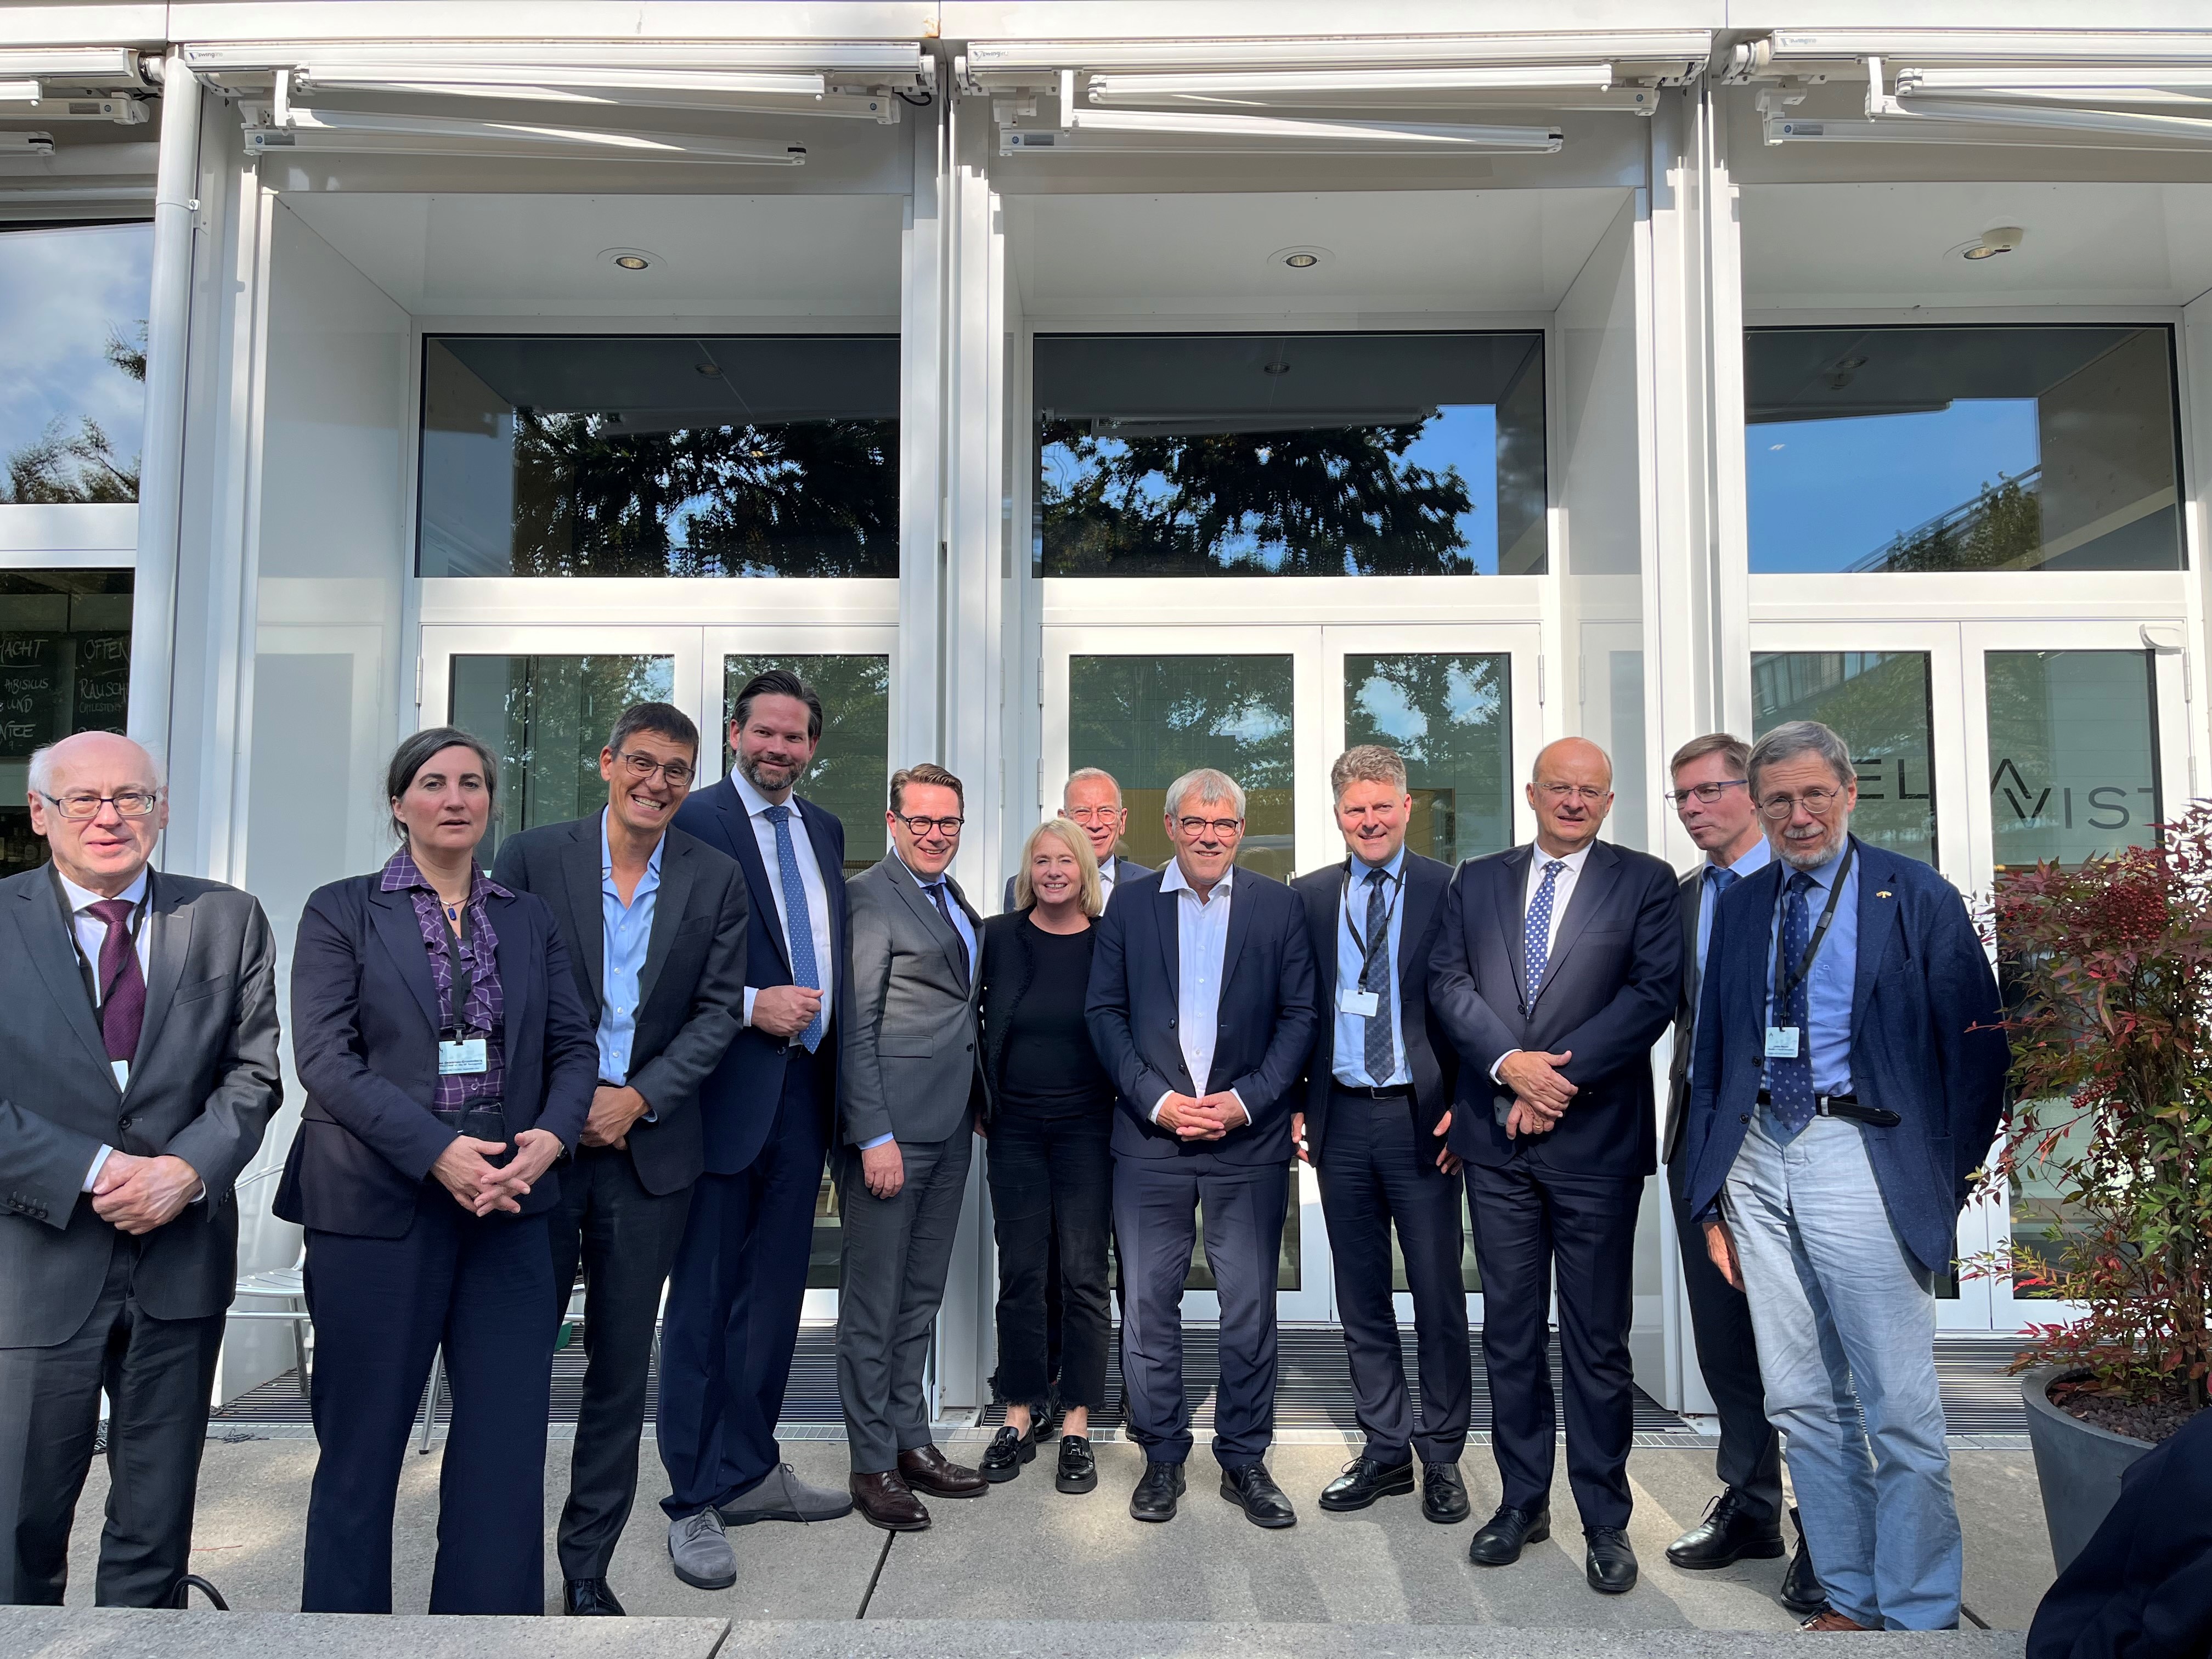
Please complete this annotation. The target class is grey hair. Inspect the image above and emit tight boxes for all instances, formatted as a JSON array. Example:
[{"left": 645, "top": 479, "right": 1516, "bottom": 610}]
[
  {"left": 26, "top": 733, "right": 164, "bottom": 799},
  {"left": 1063, "top": 766, "right": 1122, "bottom": 808},
  {"left": 1747, "top": 720, "right": 1855, "bottom": 797},
  {"left": 1164, "top": 766, "right": 1246, "bottom": 821}
]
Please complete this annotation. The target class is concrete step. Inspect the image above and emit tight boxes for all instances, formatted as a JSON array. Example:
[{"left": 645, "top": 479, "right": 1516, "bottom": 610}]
[{"left": 0, "top": 1607, "right": 730, "bottom": 1656}]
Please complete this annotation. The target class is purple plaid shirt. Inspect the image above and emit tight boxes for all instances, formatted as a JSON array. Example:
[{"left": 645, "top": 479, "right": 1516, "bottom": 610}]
[{"left": 381, "top": 847, "right": 507, "bottom": 1114}]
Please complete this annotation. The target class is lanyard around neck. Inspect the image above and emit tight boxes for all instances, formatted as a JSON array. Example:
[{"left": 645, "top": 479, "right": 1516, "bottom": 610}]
[
  {"left": 1770, "top": 841, "right": 1854, "bottom": 1016},
  {"left": 1341, "top": 862, "right": 1403, "bottom": 968}
]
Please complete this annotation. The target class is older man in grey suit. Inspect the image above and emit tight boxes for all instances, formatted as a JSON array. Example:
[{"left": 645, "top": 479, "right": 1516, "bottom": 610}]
[
  {"left": 837, "top": 762, "right": 989, "bottom": 1532},
  {"left": 0, "top": 732, "right": 283, "bottom": 1607}
]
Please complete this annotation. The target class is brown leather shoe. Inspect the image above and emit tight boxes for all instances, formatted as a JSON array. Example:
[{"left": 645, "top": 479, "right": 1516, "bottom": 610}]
[
  {"left": 849, "top": 1470, "right": 930, "bottom": 1532},
  {"left": 1799, "top": 1609, "right": 1871, "bottom": 1632},
  {"left": 898, "top": 1444, "right": 988, "bottom": 1498}
]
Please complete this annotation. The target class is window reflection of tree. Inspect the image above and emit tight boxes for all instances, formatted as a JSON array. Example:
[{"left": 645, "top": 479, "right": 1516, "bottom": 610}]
[
  {"left": 1345, "top": 653, "right": 1514, "bottom": 865},
  {"left": 1752, "top": 651, "right": 1938, "bottom": 868},
  {"left": 1040, "top": 420, "right": 1477, "bottom": 578},
  {"left": 506, "top": 414, "right": 899, "bottom": 578}
]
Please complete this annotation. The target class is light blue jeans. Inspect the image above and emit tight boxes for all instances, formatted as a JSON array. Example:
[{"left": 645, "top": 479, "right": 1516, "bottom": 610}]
[{"left": 1723, "top": 1113, "right": 1962, "bottom": 1630}]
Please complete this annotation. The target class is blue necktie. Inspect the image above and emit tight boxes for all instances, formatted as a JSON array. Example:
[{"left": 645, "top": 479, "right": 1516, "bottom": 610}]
[
  {"left": 1707, "top": 865, "right": 1740, "bottom": 900},
  {"left": 1362, "top": 867, "right": 1396, "bottom": 1082},
  {"left": 1767, "top": 870, "right": 1818, "bottom": 1141},
  {"left": 1523, "top": 859, "right": 1566, "bottom": 998},
  {"left": 763, "top": 804, "right": 823, "bottom": 1052}
]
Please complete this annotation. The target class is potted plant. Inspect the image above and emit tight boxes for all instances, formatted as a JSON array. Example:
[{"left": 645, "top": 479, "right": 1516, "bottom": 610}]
[{"left": 1973, "top": 806, "right": 2212, "bottom": 1573}]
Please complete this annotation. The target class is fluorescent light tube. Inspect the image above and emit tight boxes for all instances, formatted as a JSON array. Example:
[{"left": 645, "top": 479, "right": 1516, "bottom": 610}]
[
  {"left": 1084, "top": 64, "right": 1615, "bottom": 107},
  {"left": 1056, "top": 106, "right": 1562, "bottom": 151},
  {"left": 296, "top": 64, "right": 825, "bottom": 99},
  {"left": 1767, "top": 31, "right": 2212, "bottom": 66},
  {"left": 1898, "top": 65, "right": 2212, "bottom": 93},
  {"left": 249, "top": 107, "right": 808, "bottom": 164},
  {"left": 0, "top": 49, "right": 146, "bottom": 86},
  {"left": 967, "top": 32, "right": 1711, "bottom": 82}
]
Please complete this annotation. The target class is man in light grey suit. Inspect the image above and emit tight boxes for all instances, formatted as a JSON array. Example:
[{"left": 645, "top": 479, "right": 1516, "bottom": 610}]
[
  {"left": 837, "top": 762, "right": 989, "bottom": 1532},
  {"left": 0, "top": 732, "right": 283, "bottom": 1606}
]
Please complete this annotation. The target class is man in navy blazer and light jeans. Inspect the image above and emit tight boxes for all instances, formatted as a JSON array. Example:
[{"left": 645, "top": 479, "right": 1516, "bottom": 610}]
[
  {"left": 1684, "top": 720, "right": 2006, "bottom": 1632},
  {"left": 1086, "top": 767, "right": 1317, "bottom": 1530},
  {"left": 659, "top": 669, "right": 855, "bottom": 1593},
  {"left": 1430, "top": 736, "right": 1682, "bottom": 1597}
]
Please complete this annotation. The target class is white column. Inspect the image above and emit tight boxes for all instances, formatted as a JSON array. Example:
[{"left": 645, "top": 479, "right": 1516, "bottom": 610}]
[{"left": 895, "top": 100, "right": 949, "bottom": 771}]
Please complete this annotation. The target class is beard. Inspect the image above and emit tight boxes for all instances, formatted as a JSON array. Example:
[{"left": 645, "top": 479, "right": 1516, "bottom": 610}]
[
  {"left": 1773, "top": 814, "right": 1850, "bottom": 871},
  {"left": 737, "top": 751, "right": 803, "bottom": 794}
]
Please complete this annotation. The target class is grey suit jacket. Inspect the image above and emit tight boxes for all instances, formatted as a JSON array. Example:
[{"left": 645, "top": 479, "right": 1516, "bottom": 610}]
[
  {"left": 0, "top": 865, "right": 283, "bottom": 1347},
  {"left": 1662, "top": 867, "right": 1701, "bottom": 1165},
  {"left": 840, "top": 854, "right": 984, "bottom": 1148}
]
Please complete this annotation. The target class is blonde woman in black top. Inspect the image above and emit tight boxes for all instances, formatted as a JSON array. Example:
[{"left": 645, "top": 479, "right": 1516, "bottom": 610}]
[{"left": 975, "top": 819, "right": 1114, "bottom": 1493}]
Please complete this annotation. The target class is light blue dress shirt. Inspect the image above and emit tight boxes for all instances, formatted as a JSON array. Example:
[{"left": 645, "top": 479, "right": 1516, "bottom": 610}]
[
  {"left": 597, "top": 808, "right": 663, "bottom": 1088},
  {"left": 1333, "top": 848, "right": 1410, "bottom": 1089},
  {"left": 1762, "top": 837, "right": 1859, "bottom": 1097},
  {"left": 1149, "top": 860, "right": 1244, "bottom": 1121}
]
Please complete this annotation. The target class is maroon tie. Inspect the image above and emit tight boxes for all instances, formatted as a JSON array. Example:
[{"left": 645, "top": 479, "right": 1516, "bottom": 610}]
[{"left": 86, "top": 898, "right": 146, "bottom": 1062}]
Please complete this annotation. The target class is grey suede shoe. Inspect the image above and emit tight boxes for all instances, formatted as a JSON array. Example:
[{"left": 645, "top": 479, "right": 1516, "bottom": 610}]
[
  {"left": 716, "top": 1463, "right": 856, "bottom": 1525},
  {"left": 667, "top": 1509, "right": 736, "bottom": 1590}
]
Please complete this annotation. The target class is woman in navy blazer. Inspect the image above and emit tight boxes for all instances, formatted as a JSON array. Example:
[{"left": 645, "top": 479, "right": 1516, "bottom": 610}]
[{"left": 276, "top": 726, "right": 597, "bottom": 1617}]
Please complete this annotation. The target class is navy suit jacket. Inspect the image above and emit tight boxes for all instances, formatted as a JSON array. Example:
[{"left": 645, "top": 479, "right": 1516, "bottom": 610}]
[
  {"left": 1084, "top": 865, "right": 1318, "bottom": 1167},
  {"left": 276, "top": 870, "right": 600, "bottom": 1239},
  {"left": 1681, "top": 835, "right": 2008, "bottom": 1276},
  {"left": 1429, "top": 840, "right": 1683, "bottom": 1178},
  {"left": 672, "top": 777, "right": 849, "bottom": 1173},
  {"left": 1290, "top": 851, "right": 1457, "bottom": 1166}
]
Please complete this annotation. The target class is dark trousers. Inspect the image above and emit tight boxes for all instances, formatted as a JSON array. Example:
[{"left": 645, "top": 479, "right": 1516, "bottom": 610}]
[
  {"left": 549, "top": 1143, "right": 694, "bottom": 1579},
  {"left": 1317, "top": 1089, "right": 1471, "bottom": 1468},
  {"left": 300, "top": 1188, "right": 556, "bottom": 1615},
  {"left": 986, "top": 1108, "right": 1113, "bottom": 1409},
  {"left": 1114, "top": 1155, "right": 1287, "bottom": 1469},
  {"left": 836, "top": 1130, "right": 974, "bottom": 1473},
  {"left": 1667, "top": 1152, "right": 1784, "bottom": 1523},
  {"left": 0, "top": 1240, "right": 221, "bottom": 1607},
  {"left": 658, "top": 1049, "right": 826, "bottom": 1517},
  {"left": 1464, "top": 1158, "right": 1643, "bottom": 1530}
]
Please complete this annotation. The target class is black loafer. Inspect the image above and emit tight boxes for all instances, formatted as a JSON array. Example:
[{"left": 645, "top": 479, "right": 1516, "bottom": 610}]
[
  {"left": 1666, "top": 1488, "right": 1785, "bottom": 1570},
  {"left": 980, "top": 1424, "right": 1035, "bottom": 1483},
  {"left": 1781, "top": 1508, "right": 1827, "bottom": 1615},
  {"left": 1220, "top": 1463, "right": 1297, "bottom": 1529},
  {"left": 1318, "top": 1455, "right": 1414, "bottom": 1512},
  {"left": 1469, "top": 1503, "right": 1550, "bottom": 1566},
  {"left": 1130, "top": 1459, "right": 1186, "bottom": 1522},
  {"left": 563, "top": 1577, "right": 624, "bottom": 1616},
  {"left": 1587, "top": 1525, "right": 1639, "bottom": 1595},
  {"left": 1056, "top": 1433, "right": 1098, "bottom": 1494},
  {"left": 1032, "top": 1386, "right": 1062, "bottom": 1443},
  {"left": 1422, "top": 1462, "right": 1472, "bottom": 1525}
]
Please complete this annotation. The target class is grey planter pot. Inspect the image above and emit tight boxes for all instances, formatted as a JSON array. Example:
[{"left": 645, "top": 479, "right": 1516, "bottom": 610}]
[{"left": 2023, "top": 1364, "right": 2155, "bottom": 1574}]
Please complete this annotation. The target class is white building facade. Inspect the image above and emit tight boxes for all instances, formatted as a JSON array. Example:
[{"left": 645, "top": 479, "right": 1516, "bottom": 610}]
[{"left": 4, "top": 1, "right": 2209, "bottom": 1419}]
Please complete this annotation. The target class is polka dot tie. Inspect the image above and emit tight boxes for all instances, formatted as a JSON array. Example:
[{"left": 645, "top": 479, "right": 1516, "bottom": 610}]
[
  {"left": 1524, "top": 859, "right": 1566, "bottom": 997},
  {"left": 1767, "top": 870, "right": 1819, "bottom": 1142}
]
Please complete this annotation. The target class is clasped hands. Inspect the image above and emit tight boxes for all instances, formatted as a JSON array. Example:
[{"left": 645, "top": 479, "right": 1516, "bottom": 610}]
[
  {"left": 1497, "top": 1048, "right": 1576, "bottom": 1139},
  {"left": 1157, "top": 1091, "right": 1248, "bottom": 1141},
  {"left": 91, "top": 1151, "right": 201, "bottom": 1235},
  {"left": 432, "top": 1127, "right": 563, "bottom": 1217}
]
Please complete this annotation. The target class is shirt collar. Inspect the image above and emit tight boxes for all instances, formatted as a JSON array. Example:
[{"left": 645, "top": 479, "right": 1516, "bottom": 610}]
[
  {"left": 1788, "top": 837, "right": 1853, "bottom": 893},
  {"left": 600, "top": 807, "right": 665, "bottom": 880},
  {"left": 893, "top": 849, "right": 950, "bottom": 891},
  {"left": 730, "top": 767, "right": 797, "bottom": 823},
  {"left": 1531, "top": 842, "right": 1595, "bottom": 876},
  {"left": 1350, "top": 844, "right": 1407, "bottom": 886},
  {"left": 1712, "top": 838, "right": 1772, "bottom": 881},
  {"left": 58, "top": 865, "right": 148, "bottom": 913},
  {"left": 381, "top": 845, "right": 510, "bottom": 902},
  {"left": 1160, "top": 858, "right": 1234, "bottom": 902}
]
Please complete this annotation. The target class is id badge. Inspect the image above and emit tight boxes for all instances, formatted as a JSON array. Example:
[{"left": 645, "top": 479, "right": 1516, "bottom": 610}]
[
  {"left": 1764, "top": 1026, "right": 1802, "bottom": 1060},
  {"left": 1338, "top": 988, "right": 1380, "bottom": 1019},
  {"left": 438, "top": 1037, "right": 489, "bottom": 1076}
]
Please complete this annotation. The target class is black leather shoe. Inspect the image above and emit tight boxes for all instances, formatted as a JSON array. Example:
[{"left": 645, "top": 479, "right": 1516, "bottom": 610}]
[
  {"left": 1130, "top": 1459, "right": 1186, "bottom": 1522},
  {"left": 1586, "top": 1526, "right": 1639, "bottom": 1594},
  {"left": 1318, "top": 1455, "right": 1414, "bottom": 1512},
  {"left": 1781, "top": 1508, "right": 1827, "bottom": 1615},
  {"left": 1031, "top": 1386, "right": 1062, "bottom": 1443},
  {"left": 1422, "top": 1462, "right": 1472, "bottom": 1525},
  {"left": 563, "top": 1577, "right": 624, "bottom": 1616},
  {"left": 980, "top": 1424, "right": 1035, "bottom": 1483},
  {"left": 1468, "top": 1503, "right": 1550, "bottom": 1566},
  {"left": 1666, "top": 1488, "right": 1785, "bottom": 1570},
  {"left": 1056, "top": 1434, "right": 1098, "bottom": 1494},
  {"left": 1220, "top": 1463, "right": 1297, "bottom": 1529}
]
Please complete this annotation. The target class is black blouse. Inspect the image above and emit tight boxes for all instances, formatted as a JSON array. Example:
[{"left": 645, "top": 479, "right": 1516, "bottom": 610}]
[{"left": 978, "top": 911, "right": 1113, "bottom": 1119}]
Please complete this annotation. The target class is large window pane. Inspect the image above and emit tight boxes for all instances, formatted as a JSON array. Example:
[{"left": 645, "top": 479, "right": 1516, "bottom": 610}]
[
  {"left": 0, "top": 223, "right": 153, "bottom": 504},
  {"left": 1068, "top": 654, "right": 1295, "bottom": 881},
  {"left": 419, "top": 336, "right": 899, "bottom": 578},
  {"left": 1746, "top": 326, "right": 2183, "bottom": 574},
  {"left": 0, "top": 571, "right": 132, "bottom": 877},
  {"left": 1752, "top": 651, "right": 1938, "bottom": 868},
  {"left": 1985, "top": 650, "right": 2160, "bottom": 869},
  {"left": 1037, "top": 332, "right": 1547, "bottom": 577},
  {"left": 1344, "top": 653, "right": 1514, "bottom": 864},
  {"left": 448, "top": 654, "right": 674, "bottom": 860},
  {"left": 723, "top": 653, "right": 890, "bottom": 876}
]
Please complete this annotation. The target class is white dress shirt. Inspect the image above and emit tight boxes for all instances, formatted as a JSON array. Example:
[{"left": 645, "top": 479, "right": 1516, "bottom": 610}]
[
  {"left": 1149, "top": 861, "right": 1245, "bottom": 1122},
  {"left": 1492, "top": 840, "right": 1598, "bottom": 1084},
  {"left": 58, "top": 867, "right": 159, "bottom": 1193},
  {"left": 728, "top": 768, "right": 836, "bottom": 1032},
  {"left": 1099, "top": 854, "right": 1125, "bottom": 905}
]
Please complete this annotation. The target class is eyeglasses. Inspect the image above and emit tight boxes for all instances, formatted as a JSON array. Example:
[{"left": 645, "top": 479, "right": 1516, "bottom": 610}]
[
  {"left": 1758, "top": 787, "right": 1847, "bottom": 820},
  {"left": 1534, "top": 783, "right": 1610, "bottom": 804},
  {"left": 896, "top": 814, "right": 965, "bottom": 837},
  {"left": 1064, "top": 806, "right": 1124, "bottom": 824},
  {"left": 1176, "top": 816, "right": 1244, "bottom": 837},
  {"left": 40, "top": 789, "right": 160, "bottom": 821},
  {"left": 1667, "top": 780, "right": 1749, "bottom": 806},
  {"left": 615, "top": 751, "right": 695, "bottom": 787}
]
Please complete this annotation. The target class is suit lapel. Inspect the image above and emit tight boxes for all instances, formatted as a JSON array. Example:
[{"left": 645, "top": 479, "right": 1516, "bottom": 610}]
[
  {"left": 369, "top": 884, "right": 442, "bottom": 1036},
  {"left": 18, "top": 877, "right": 115, "bottom": 1084},
  {"left": 124, "top": 874, "right": 193, "bottom": 1090},
  {"left": 721, "top": 785, "right": 789, "bottom": 973},
  {"left": 1222, "top": 868, "right": 1257, "bottom": 997},
  {"left": 1494, "top": 846, "right": 1533, "bottom": 1007},
  {"left": 1849, "top": 838, "right": 1893, "bottom": 1037},
  {"left": 800, "top": 793, "right": 846, "bottom": 941},
  {"left": 637, "top": 833, "right": 692, "bottom": 1010},
  {"left": 561, "top": 817, "right": 606, "bottom": 1009},
  {"left": 1153, "top": 878, "right": 1182, "bottom": 1008},
  {"left": 1396, "top": 855, "right": 1441, "bottom": 986},
  {"left": 887, "top": 857, "right": 968, "bottom": 990},
  {"left": 490, "top": 889, "right": 535, "bottom": 1053},
  {"left": 1534, "top": 842, "right": 1620, "bottom": 1003}
]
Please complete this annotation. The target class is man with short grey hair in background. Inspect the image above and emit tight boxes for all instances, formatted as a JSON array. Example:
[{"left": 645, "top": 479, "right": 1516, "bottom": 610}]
[{"left": 1005, "top": 767, "right": 1150, "bottom": 912}]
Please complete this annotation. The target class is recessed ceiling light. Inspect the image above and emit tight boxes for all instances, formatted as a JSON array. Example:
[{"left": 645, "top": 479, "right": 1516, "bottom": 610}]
[
  {"left": 1262, "top": 362, "right": 1291, "bottom": 376},
  {"left": 601, "top": 246, "right": 664, "bottom": 273},
  {"left": 695, "top": 363, "right": 724, "bottom": 377},
  {"left": 1962, "top": 227, "right": 2025, "bottom": 262},
  {"left": 614, "top": 255, "right": 649, "bottom": 270},
  {"left": 1285, "top": 253, "right": 1318, "bottom": 268},
  {"left": 1267, "top": 245, "right": 1332, "bottom": 273}
]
